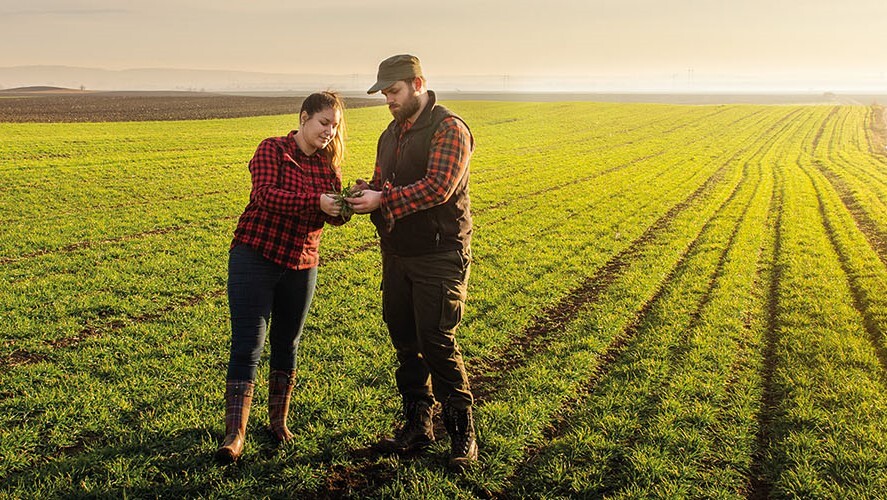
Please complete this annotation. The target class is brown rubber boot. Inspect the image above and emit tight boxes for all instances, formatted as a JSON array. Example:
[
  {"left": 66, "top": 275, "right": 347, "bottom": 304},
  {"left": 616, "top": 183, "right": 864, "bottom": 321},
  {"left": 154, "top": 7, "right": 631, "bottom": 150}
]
[
  {"left": 443, "top": 403, "right": 478, "bottom": 471},
  {"left": 215, "top": 380, "right": 254, "bottom": 464},
  {"left": 267, "top": 369, "right": 296, "bottom": 443},
  {"left": 376, "top": 399, "right": 435, "bottom": 454}
]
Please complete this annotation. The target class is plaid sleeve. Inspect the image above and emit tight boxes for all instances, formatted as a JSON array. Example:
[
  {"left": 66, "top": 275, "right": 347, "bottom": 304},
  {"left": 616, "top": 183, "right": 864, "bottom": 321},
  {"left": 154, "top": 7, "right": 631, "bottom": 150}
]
[
  {"left": 249, "top": 139, "right": 321, "bottom": 216},
  {"left": 368, "top": 162, "right": 383, "bottom": 190},
  {"left": 379, "top": 117, "right": 471, "bottom": 230}
]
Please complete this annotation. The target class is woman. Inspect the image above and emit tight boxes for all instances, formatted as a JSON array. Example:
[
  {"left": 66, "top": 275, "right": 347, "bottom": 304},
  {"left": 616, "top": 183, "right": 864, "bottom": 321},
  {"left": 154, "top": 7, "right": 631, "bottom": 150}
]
[{"left": 216, "top": 91, "right": 347, "bottom": 463}]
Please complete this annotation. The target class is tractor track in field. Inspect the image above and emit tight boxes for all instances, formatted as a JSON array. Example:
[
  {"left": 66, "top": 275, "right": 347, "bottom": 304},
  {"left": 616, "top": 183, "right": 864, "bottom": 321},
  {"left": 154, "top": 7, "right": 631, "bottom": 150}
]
[
  {"left": 747, "top": 131, "right": 790, "bottom": 500},
  {"left": 747, "top": 107, "right": 833, "bottom": 498},
  {"left": 723, "top": 166, "right": 772, "bottom": 413},
  {"left": 463, "top": 155, "right": 726, "bottom": 340},
  {"left": 809, "top": 107, "right": 887, "bottom": 265},
  {"left": 812, "top": 162, "right": 887, "bottom": 264},
  {"left": 633, "top": 159, "right": 762, "bottom": 406},
  {"left": 802, "top": 162, "right": 887, "bottom": 374},
  {"left": 469, "top": 109, "right": 801, "bottom": 404},
  {"left": 492, "top": 108, "right": 802, "bottom": 498},
  {"left": 597, "top": 161, "right": 762, "bottom": 495},
  {"left": 486, "top": 109, "right": 802, "bottom": 499},
  {"left": 493, "top": 160, "right": 753, "bottom": 499},
  {"left": 471, "top": 162, "right": 728, "bottom": 399},
  {"left": 813, "top": 192, "right": 887, "bottom": 373}
]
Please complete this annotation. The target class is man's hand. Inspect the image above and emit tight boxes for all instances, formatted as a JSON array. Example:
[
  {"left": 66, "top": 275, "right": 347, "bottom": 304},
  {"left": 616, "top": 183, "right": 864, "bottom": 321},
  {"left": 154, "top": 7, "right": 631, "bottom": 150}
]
[
  {"left": 352, "top": 178, "right": 372, "bottom": 192},
  {"left": 346, "top": 189, "right": 381, "bottom": 214}
]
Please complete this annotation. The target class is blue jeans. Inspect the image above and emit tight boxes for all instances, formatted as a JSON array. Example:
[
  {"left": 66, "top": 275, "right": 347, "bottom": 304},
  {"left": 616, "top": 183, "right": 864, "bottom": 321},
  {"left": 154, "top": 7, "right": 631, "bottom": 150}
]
[{"left": 225, "top": 244, "right": 318, "bottom": 381}]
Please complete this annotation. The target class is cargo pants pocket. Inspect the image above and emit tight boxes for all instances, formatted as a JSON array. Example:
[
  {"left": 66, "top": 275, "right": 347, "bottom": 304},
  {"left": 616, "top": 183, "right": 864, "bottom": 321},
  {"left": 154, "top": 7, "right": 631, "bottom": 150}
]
[{"left": 440, "top": 280, "right": 468, "bottom": 333}]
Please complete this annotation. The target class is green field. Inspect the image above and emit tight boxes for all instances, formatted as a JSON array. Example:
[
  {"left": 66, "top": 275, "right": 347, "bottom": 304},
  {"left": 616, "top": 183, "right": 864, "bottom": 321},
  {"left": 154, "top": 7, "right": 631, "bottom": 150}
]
[{"left": 1, "top": 101, "right": 886, "bottom": 498}]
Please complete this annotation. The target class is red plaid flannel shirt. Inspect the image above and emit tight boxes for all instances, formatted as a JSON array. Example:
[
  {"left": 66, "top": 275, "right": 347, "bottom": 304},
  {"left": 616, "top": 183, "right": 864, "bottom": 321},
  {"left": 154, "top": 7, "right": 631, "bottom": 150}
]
[
  {"left": 232, "top": 130, "right": 344, "bottom": 270},
  {"left": 369, "top": 116, "right": 472, "bottom": 231}
]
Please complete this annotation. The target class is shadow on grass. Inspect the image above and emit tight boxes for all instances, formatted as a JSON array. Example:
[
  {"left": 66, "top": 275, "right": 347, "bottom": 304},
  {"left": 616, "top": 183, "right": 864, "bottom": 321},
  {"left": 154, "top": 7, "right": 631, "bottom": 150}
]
[{"left": 1, "top": 425, "right": 364, "bottom": 498}]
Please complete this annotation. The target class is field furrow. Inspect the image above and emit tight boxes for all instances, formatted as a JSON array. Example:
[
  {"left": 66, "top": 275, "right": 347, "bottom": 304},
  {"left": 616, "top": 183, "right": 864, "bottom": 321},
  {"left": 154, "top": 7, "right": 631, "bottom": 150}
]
[
  {"left": 809, "top": 106, "right": 887, "bottom": 263},
  {"left": 502, "top": 108, "right": 814, "bottom": 499},
  {"left": 757, "top": 108, "right": 887, "bottom": 497}
]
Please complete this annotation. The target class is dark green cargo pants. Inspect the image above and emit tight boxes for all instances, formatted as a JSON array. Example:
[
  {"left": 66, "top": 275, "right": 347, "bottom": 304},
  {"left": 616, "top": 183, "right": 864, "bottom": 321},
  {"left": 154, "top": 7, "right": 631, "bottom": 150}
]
[{"left": 381, "top": 248, "right": 474, "bottom": 410}]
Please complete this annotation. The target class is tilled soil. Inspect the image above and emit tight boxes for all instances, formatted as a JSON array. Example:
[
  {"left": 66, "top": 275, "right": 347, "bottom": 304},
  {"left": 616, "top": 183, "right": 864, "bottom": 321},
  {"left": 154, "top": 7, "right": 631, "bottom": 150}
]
[{"left": 0, "top": 91, "right": 379, "bottom": 122}]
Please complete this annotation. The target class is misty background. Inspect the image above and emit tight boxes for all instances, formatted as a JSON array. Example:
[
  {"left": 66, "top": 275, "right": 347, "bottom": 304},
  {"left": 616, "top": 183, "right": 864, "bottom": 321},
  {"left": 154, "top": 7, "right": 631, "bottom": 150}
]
[{"left": 1, "top": 0, "right": 885, "bottom": 93}]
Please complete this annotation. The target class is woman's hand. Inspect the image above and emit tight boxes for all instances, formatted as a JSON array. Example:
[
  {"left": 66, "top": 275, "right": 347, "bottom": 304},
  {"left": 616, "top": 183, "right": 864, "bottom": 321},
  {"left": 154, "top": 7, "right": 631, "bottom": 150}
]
[{"left": 320, "top": 193, "right": 342, "bottom": 217}]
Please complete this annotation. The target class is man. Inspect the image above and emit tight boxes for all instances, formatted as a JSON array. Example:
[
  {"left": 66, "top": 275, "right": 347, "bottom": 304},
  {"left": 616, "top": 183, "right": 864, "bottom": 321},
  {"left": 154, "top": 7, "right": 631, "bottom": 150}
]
[{"left": 346, "top": 54, "right": 477, "bottom": 469}]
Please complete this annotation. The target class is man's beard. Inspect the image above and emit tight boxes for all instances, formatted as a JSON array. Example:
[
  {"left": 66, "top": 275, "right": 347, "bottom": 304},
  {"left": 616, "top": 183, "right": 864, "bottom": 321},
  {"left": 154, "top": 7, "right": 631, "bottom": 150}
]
[{"left": 391, "top": 93, "right": 421, "bottom": 123}]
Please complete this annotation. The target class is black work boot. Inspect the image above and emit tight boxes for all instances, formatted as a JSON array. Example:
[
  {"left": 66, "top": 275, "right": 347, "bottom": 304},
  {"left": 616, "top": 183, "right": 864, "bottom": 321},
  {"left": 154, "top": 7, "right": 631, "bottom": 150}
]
[
  {"left": 443, "top": 404, "right": 478, "bottom": 471},
  {"left": 377, "top": 399, "right": 435, "bottom": 454}
]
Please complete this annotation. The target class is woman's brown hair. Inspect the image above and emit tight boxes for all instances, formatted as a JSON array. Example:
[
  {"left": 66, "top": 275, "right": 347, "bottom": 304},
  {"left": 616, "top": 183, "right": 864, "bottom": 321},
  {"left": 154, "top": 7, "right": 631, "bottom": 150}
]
[{"left": 300, "top": 91, "right": 346, "bottom": 169}]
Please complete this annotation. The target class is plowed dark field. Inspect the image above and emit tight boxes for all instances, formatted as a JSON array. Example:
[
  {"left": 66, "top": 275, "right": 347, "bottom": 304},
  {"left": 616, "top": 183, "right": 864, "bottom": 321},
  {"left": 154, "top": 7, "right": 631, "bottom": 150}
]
[{"left": 0, "top": 90, "right": 379, "bottom": 122}]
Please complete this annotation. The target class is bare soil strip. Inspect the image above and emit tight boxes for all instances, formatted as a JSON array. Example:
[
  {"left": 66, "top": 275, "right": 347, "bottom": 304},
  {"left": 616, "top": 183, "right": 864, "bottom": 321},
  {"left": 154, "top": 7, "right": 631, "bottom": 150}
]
[{"left": 0, "top": 93, "right": 379, "bottom": 122}]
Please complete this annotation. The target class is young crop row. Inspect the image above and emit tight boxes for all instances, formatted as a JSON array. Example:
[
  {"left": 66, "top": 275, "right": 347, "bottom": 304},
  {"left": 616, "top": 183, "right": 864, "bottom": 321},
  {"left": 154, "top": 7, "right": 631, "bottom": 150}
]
[{"left": 1, "top": 102, "right": 885, "bottom": 497}]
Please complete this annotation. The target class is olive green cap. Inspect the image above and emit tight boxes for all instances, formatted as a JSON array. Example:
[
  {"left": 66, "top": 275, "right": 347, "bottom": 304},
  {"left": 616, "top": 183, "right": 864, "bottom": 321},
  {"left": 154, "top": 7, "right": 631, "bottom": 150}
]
[{"left": 367, "top": 54, "right": 423, "bottom": 94}]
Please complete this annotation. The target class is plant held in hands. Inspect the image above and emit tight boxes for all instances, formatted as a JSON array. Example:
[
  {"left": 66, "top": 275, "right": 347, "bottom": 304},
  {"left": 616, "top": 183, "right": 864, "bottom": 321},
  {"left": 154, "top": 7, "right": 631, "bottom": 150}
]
[{"left": 328, "top": 183, "right": 363, "bottom": 220}]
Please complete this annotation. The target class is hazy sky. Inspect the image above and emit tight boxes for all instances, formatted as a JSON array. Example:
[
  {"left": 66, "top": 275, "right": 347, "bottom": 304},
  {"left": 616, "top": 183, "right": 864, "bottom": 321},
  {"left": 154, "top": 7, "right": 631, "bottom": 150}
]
[{"left": 3, "top": 0, "right": 886, "bottom": 90}]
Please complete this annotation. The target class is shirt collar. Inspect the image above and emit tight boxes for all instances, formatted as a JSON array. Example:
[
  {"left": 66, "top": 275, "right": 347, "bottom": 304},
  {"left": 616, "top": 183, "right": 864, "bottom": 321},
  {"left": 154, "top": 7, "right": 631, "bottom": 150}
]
[{"left": 288, "top": 129, "right": 316, "bottom": 157}]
